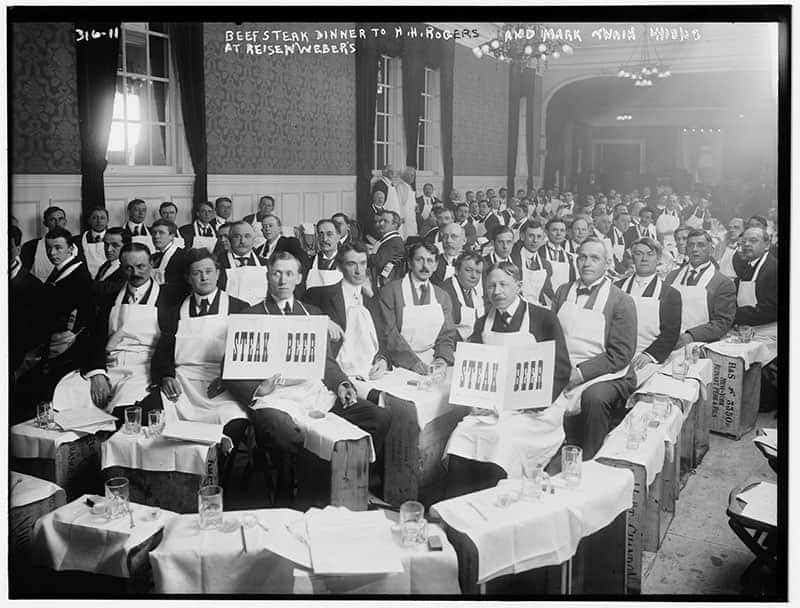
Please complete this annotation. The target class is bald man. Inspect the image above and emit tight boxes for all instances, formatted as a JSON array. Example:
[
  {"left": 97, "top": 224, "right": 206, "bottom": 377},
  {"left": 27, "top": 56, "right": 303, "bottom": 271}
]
[{"left": 431, "top": 222, "right": 466, "bottom": 285}]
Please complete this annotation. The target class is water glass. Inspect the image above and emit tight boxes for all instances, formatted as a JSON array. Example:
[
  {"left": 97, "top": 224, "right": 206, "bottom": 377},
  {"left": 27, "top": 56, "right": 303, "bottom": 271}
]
[
  {"left": 738, "top": 325, "right": 754, "bottom": 343},
  {"left": 36, "top": 401, "right": 54, "bottom": 429},
  {"left": 399, "top": 500, "right": 427, "bottom": 546},
  {"left": 672, "top": 358, "right": 689, "bottom": 382},
  {"left": 652, "top": 395, "right": 671, "bottom": 421},
  {"left": 561, "top": 445, "right": 582, "bottom": 487},
  {"left": 625, "top": 411, "right": 649, "bottom": 450},
  {"left": 147, "top": 410, "right": 164, "bottom": 436},
  {"left": 198, "top": 485, "right": 224, "bottom": 530},
  {"left": 521, "top": 457, "right": 545, "bottom": 500},
  {"left": 105, "top": 477, "right": 130, "bottom": 519},
  {"left": 124, "top": 406, "right": 142, "bottom": 434}
]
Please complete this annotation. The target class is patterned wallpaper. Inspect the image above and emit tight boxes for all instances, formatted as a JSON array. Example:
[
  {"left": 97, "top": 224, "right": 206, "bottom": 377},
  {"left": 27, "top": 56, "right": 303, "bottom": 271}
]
[
  {"left": 11, "top": 22, "right": 81, "bottom": 174},
  {"left": 205, "top": 22, "right": 356, "bottom": 175},
  {"left": 452, "top": 43, "right": 509, "bottom": 177}
]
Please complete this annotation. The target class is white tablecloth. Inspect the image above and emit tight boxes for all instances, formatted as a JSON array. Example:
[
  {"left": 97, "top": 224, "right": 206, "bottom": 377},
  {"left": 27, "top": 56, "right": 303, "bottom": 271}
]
[
  {"left": 303, "top": 412, "right": 376, "bottom": 463},
  {"left": 430, "top": 462, "right": 633, "bottom": 584},
  {"left": 635, "top": 373, "right": 701, "bottom": 413},
  {"left": 704, "top": 338, "right": 771, "bottom": 370},
  {"left": 664, "top": 351, "right": 713, "bottom": 386},
  {"left": 351, "top": 368, "right": 453, "bottom": 430},
  {"left": 12, "top": 419, "right": 116, "bottom": 460},
  {"left": 33, "top": 495, "right": 176, "bottom": 578},
  {"left": 10, "top": 471, "right": 66, "bottom": 509},
  {"left": 101, "top": 431, "right": 219, "bottom": 477},
  {"left": 595, "top": 406, "right": 668, "bottom": 486}
]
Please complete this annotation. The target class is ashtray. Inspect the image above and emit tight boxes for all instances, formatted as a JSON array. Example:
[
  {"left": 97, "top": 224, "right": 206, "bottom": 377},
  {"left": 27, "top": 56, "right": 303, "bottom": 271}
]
[{"left": 308, "top": 409, "right": 326, "bottom": 419}]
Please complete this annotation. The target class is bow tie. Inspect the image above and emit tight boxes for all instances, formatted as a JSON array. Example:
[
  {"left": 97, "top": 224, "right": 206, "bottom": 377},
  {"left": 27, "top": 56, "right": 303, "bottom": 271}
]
[{"left": 576, "top": 286, "right": 594, "bottom": 297}]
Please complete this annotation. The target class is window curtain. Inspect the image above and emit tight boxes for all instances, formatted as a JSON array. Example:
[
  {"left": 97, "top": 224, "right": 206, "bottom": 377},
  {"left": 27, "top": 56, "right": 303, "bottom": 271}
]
[
  {"left": 524, "top": 71, "right": 537, "bottom": 194},
  {"left": 75, "top": 20, "right": 121, "bottom": 219},
  {"left": 507, "top": 65, "right": 537, "bottom": 195},
  {"left": 168, "top": 23, "right": 207, "bottom": 206}
]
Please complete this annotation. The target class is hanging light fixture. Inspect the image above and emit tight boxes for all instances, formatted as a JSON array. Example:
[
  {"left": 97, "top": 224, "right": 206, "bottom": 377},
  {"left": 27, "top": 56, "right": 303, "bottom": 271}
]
[
  {"left": 473, "top": 24, "right": 577, "bottom": 74},
  {"left": 617, "top": 25, "right": 672, "bottom": 87}
]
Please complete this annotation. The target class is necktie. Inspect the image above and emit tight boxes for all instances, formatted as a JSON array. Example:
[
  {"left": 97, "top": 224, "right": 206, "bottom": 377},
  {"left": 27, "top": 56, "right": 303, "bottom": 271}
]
[
  {"left": 236, "top": 256, "right": 249, "bottom": 267},
  {"left": 204, "top": 227, "right": 212, "bottom": 237},
  {"left": 94, "top": 234, "right": 102, "bottom": 243},
  {"left": 127, "top": 289, "right": 139, "bottom": 304},
  {"left": 687, "top": 269, "right": 698, "bottom": 286},
  {"left": 152, "top": 252, "right": 164, "bottom": 267},
  {"left": 283, "top": 302, "right": 292, "bottom": 315},
  {"left": 96, "top": 261, "right": 110, "bottom": 280},
  {"left": 133, "top": 226, "right": 141, "bottom": 237},
  {"left": 500, "top": 311, "right": 512, "bottom": 326},
  {"left": 463, "top": 288, "right": 474, "bottom": 308},
  {"left": 45, "top": 266, "right": 60, "bottom": 285},
  {"left": 198, "top": 298, "right": 209, "bottom": 316},
  {"left": 419, "top": 283, "right": 429, "bottom": 305},
  {"left": 576, "top": 287, "right": 593, "bottom": 297}
]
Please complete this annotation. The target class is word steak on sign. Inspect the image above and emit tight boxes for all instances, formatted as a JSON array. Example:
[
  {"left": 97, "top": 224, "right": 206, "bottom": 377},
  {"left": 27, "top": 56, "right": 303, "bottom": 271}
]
[
  {"left": 222, "top": 314, "right": 327, "bottom": 381},
  {"left": 450, "top": 341, "right": 556, "bottom": 412}
]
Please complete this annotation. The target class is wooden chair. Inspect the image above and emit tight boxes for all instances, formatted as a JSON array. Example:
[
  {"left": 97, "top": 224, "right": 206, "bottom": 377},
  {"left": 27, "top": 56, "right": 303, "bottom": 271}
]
[{"left": 727, "top": 481, "right": 777, "bottom": 588}]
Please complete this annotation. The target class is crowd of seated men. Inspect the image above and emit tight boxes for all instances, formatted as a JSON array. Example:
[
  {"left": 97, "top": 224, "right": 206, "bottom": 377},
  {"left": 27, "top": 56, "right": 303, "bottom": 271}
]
[{"left": 10, "top": 179, "right": 779, "bottom": 504}]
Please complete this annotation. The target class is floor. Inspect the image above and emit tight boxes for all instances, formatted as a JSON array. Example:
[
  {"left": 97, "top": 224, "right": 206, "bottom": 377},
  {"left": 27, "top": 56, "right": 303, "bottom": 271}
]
[{"left": 641, "top": 411, "right": 778, "bottom": 596}]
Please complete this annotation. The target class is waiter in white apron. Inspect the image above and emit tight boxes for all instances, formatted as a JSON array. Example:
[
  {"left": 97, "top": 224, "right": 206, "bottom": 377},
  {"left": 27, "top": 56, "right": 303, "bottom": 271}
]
[
  {"left": 76, "top": 206, "right": 109, "bottom": 278},
  {"left": 615, "top": 238, "right": 683, "bottom": 386},
  {"left": 666, "top": 229, "right": 737, "bottom": 348},
  {"left": 379, "top": 242, "right": 457, "bottom": 376},
  {"left": 553, "top": 237, "right": 638, "bottom": 460},
  {"left": 52, "top": 243, "right": 168, "bottom": 419},
  {"left": 150, "top": 220, "right": 187, "bottom": 291},
  {"left": 431, "top": 222, "right": 465, "bottom": 285},
  {"left": 219, "top": 221, "right": 269, "bottom": 305},
  {"left": 537, "top": 217, "right": 577, "bottom": 299},
  {"left": 305, "top": 219, "right": 342, "bottom": 289},
  {"left": 511, "top": 221, "right": 548, "bottom": 306},
  {"left": 715, "top": 217, "right": 744, "bottom": 280},
  {"left": 124, "top": 198, "right": 155, "bottom": 253},
  {"left": 441, "top": 252, "right": 485, "bottom": 342},
  {"left": 152, "top": 249, "right": 251, "bottom": 444},
  {"left": 20, "top": 206, "right": 69, "bottom": 282},
  {"left": 179, "top": 201, "right": 218, "bottom": 251},
  {"left": 444, "top": 261, "right": 572, "bottom": 497}
]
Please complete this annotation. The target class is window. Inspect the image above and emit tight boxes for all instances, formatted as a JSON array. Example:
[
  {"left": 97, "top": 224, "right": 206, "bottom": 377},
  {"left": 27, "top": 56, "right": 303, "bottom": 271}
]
[
  {"left": 373, "top": 55, "right": 404, "bottom": 172},
  {"left": 417, "top": 68, "right": 441, "bottom": 174},
  {"left": 107, "top": 23, "right": 179, "bottom": 170}
]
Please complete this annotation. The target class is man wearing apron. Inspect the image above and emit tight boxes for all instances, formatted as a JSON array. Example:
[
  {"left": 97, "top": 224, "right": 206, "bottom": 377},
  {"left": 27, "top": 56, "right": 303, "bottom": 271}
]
[
  {"left": 511, "top": 221, "right": 550, "bottom": 306},
  {"left": 431, "top": 222, "right": 465, "bottom": 286},
  {"left": 440, "top": 252, "right": 486, "bottom": 342},
  {"left": 242, "top": 195, "right": 276, "bottom": 250},
  {"left": 224, "top": 252, "right": 392, "bottom": 506},
  {"left": 74, "top": 206, "right": 109, "bottom": 279},
  {"left": 415, "top": 182, "right": 441, "bottom": 234},
  {"left": 152, "top": 249, "right": 251, "bottom": 446},
  {"left": 20, "top": 206, "right": 67, "bottom": 282},
  {"left": 608, "top": 209, "right": 633, "bottom": 274},
  {"left": 158, "top": 202, "right": 185, "bottom": 248},
  {"left": 218, "top": 221, "right": 268, "bottom": 304},
  {"left": 254, "top": 214, "right": 310, "bottom": 274},
  {"left": 91, "top": 227, "right": 129, "bottom": 300},
  {"left": 481, "top": 226, "right": 514, "bottom": 277},
  {"left": 614, "top": 238, "right": 682, "bottom": 385},
  {"left": 472, "top": 200, "right": 491, "bottom": 240},
  {"left": 536, "top": 218, "right": 577, "bottom": 301},
  {"left": 122, "top": 199, "right": 155, "bottom": 253},
  {"left": 372, "top": 164, "right": 400, "bottom": 221},
  {"left": 150, "top": 219, "right": 189, "bottom": 304},
  {"left": 304, "top": 219, "right": 342, "bottom": 289},
  {"left": 444, "top": 261, "right": 571, "bottom": 497},
  {"left": 51, "top": 243, "right": 171, "bottom": 421},
  {"left": 212, "top": 196, "right": 234, "bottom": 230},
  {"left": 179, "top": 201, "right": 218, "bottom": 251},
  {"left": 422, "top": 207, "right": 453, "bottom": 255},
  {"left": 666, "top": 229, "right": 736, "bottom": 348},
  {"left": 332, "top": 212, "right": 355, "bottom": 248},
  {"left": 714, "top": 217, "right": 744, "bottom": 280},
  {"left": 369, "top": 210, "right": 406, "bottom": 293},
  {"left": 454, "top": 203, "right": 478, "bottom": 249},
  {"left": 553, "top": 237, "right": 638, "bottom": 460},
  {"left": 565, "top": 215, "right": 591, "bottom": 255},
  {"left": 378, "top": 242, "right": 457, "bottom": 375}
]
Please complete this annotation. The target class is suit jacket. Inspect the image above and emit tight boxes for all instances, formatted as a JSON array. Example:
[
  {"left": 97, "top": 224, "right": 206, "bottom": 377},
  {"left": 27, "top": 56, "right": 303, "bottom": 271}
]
[
  {"left": 378, "top": 277, "right": 458, "bottom": 371},
  {"left": 152, "top": 246, "right": 190, "bottom": 305},
  {"left": 303, "top": 281, "right": 390, "bottom": 366},
  {"left": 468, "top": 300, "right": 571, "bottom": 402},
  {"left": 151, "top": 290, "right": 250, "bottom": 384},
  {"left": 456, "top": 219, "right": 478, "bottom": 248},
  {"left": 91, "top": 264, "right": 127, "bottom": 301},
  {"left": 431, "top": 253, "right": 459, "bottom": 286},
  {"left": 732, "top": 253, "right": 778, "bottom": 326},
  {"left": 242, "top": 212, "right": 268, "bottom": 228},
  {"left": 664, "top": 265, "right": 736, "bottom": 343},
  {"left": 415, "top": 195, "right": 441, "bottom": 218},
  {"left": 440, "top": 275, "right": 485, "bottom": 329},
  {"left": 120, "top": 224, "right": 153, "bottom": 241},
  {"left": 254, "top": 236, "right": 310, "bottom": 273},
  {"left": 10, "top": 266, "right": 45, "bottom": 369},
  {"left": 217, "top": 251, "right": 269, "bottom": 291},
  {"left": 363, "top": 205, "right": 387, "bottom": 242},
  {"left": 72, "top": 230, "right": 106, "bottom": 260},
  {"left": 552, "top": 280, "right": 637, "bottom": 382},
  {"left": 483, "top": 213, "right": 504, "bottom": 241},
  {"left": 614, "top": 275, "right": 682, "bottom": 363},
  {"left": 224, "top": 298, "right": 350, "bottom": 405},
  {"left": 535, "top": 244, "right": 578, "bottom": 301},
  {"left": 370, "top": 232, "right": 406, "bottom": 292},
  {"left": 422, "top": 226, "right": 441, "bottom": 249},
  {"left": 178, "top": 222, "right": 217, "bottom": 249},
  {"left": 20, "top": 238, "right": 42, "bottom": 271}
]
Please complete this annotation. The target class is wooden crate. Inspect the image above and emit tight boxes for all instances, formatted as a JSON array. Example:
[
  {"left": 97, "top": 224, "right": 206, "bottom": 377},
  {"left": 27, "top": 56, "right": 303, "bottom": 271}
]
[
  {"left": 706, "top": 349, "right": 762, "bottom": 439},
  {"left": 644, "top": 447, "right": 678, "bottom": 552},
  {"left": 103, "top": 444, "right": 219, "bottom": 514},
  {"left": 12, "top": 432, "right": 111, "bottom": 501},
  {"left": 570, "top": 511, "right": 628, "bottom": 595},
  {"left": 296, "top": 436, "right": 371, "bottom": 512},
  {"left": 678, "top": 399, "right": 698, "bottom": 489},
  {"left": 383, "top": 396, "right": 469, "bottom": 508},
  {"left": 693, "top": 382, "right": 711, "bottom": 465}
]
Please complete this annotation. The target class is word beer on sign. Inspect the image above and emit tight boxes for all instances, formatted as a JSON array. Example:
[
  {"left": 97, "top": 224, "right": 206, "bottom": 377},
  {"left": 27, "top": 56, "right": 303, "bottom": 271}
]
[
  {"left": 450, "top": 341, "right": 556, "bottom": 412},
  {"left": 223, "top": 315, "right": 327, "bottom": 380}
]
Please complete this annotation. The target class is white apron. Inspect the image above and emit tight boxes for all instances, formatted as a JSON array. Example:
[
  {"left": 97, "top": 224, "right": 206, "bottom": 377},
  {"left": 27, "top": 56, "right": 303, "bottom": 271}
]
[
  {"left": 447, "top": 277, "right": 485, "bottom": 341},
  {"left": 173, "top": 236, "right": 186, "bottom": 249},
  {"left": 225, "top": 255, "right": 268, "bottom": 305},
  {"left": 611, "top": 230, "right": 625, "bottom": 263},
  {"left": 170, "top": 293, "right": 246, "bottom": 427},
  {"left": 737, "top": 253, "right": 768, "bottom": 308},
  {"left": 520, "top": 248, "right": 546, "bottom": 304},
  {"left": 718, "top": 245, "right": 738, "bottom": 280},
  {"left": 82, "top": 233, "right": 107, "bottom": 279},
  {"left": 554, "top": 280, "right": 631, "bottom": 414},
  {"left": 52, "top": 283, "right": 161, "bottom": 413},
  {"left": 152, "top": 243, "right": 180, "bottom": 285},
  {"left": 656, "top": 210, "right": 680, "bottom": 236},
  {"left": 445, "top": 303, "right": 565, "bottom": 477},
  {"left": 620, "top": 275, "right": 663, "bottom": 354},
  {"left": 190, "top": 222, "right": 217, "bottom": 251},
  {"left": 735, "top": 253, "right": 777, "bottom": 363},
  {"left": 305, "top": 255, "right": 342, "bottom": 289},
  {"left": 336, "top": 293, "right": 380, "bottom": 378},
  {"left": 672, "top": 264, "right": 713, "bottom": 333},
  {"left": 132, "top": 233, "right": 155, "bottom": 253},
  {"left": 400, "top": 276, "right": 445, "bottom": 366},
  {"left": 31, "top": 238, "right": 53, "bottom": 282},
  {"left": 545, "top": 248, "right": 571, "bottom": 293}
]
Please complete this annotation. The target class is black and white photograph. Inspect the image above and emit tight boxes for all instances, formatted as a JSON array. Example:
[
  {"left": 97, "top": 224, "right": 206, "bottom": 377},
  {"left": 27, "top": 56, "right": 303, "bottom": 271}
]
[{"left": 6, "top": 4, "right": 788, "bottom": 600}]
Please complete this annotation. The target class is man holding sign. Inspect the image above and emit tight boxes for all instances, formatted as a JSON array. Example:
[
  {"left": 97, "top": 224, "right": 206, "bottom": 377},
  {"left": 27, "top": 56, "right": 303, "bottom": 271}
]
[
  {"left": 224, "top": 251, "right": 391, "bottom": 506},
  {"left": 444, "top": 261, "right": 571, "bottom": 497}
]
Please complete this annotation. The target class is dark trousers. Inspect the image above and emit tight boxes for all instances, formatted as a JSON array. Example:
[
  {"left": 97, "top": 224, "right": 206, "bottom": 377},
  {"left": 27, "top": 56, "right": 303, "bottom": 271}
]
[
  {"left": 444, "top": 455, "right": 506, "bottom": 499},
  {"left": 13, "top": 350, "right": 82, "bottom": 424},
  {"left": 564, "top": 375, "right": 635, "bottom": 460}
]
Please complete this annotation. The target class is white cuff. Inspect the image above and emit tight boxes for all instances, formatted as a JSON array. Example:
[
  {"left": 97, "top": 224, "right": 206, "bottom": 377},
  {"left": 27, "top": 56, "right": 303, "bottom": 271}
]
[{"left": 83, "top": 369, "right": 109, "bottom": 380}]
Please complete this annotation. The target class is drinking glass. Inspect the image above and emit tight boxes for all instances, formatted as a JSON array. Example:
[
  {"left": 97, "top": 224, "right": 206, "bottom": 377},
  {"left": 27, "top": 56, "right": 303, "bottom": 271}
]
[
  {"left": 147, "top": 410, "right": 164, "bottom": 436},
  {"left": 399, "top": 500, "right": 427, "bottom": 546},
  {"left": 652, "top": 395, "right": 671, "bottom": 421},
  {"left": 625, "top": 411, "right": 648, "bottom": 450},
  {"left": 561, "top": 445, "right": 582, "bottom": 487},
  {"left": 738, "top": 325, "right": 754, "bottom": 343},
  {"left": 672, "top": 359, "right": 689, "bottom": 382},
  {"left": 198, "top": 485, "right": 224, "bottom": 530},
  {"left": 36, "top": 401, "right": 54, "bottom": 429},
  {"left": 105, "top": 477, "right": 130, "bottom": 519},
  {"left": 124, "top": 406, "right": 142, "bottom": 434},
  {"left": 521, "top": 457, "right": 545, "bottom": 501}
]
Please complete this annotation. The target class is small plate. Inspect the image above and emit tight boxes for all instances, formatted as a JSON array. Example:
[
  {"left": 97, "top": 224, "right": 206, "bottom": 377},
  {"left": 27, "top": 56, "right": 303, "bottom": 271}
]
[{"left": 308, "top": 409, "right": 326, "bottom": 419}]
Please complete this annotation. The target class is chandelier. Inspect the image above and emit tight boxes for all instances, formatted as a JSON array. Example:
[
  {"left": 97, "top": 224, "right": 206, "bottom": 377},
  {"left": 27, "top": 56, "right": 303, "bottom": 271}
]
[
  {"left": 617, "top": 28, "right": 672, "bottom": 87},
  {"left": 472, "top": 24, "right": 575, "bottom": 74}
]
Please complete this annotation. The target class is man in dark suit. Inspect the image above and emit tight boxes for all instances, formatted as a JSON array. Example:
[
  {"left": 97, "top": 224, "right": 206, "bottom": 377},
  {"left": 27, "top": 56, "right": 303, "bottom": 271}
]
[
  {"left": 370, "top": 209, "right": 406, "bottom": 292},
  {"left": 454, "top": 202, "right": 478, "bottom": 249},
  {"left": 553, "top": 237, "right": 638, "bottom": 459},
  {"left": 216, "top": 221, "right": 268, "bottom": 298},
  {"left": 242, "top": 195, "right": 275, "bottom": 230},
  {"left": 10, "top": 226, "right": 44, "bottom": 376},
  {"left": 150, "top": 219, "right": 189, "bottom": 304},
  {"left": 73, "top": 206, "right": 109, "bottom": 279},
  {"left": 121, "top": 199, "right": 153, "bottom": 242},
  {"left": 212, "top": 196, "right": 234, "bottom": 229},
  {"left": 179, "top": 201, "right": 218, "bottom": 249},
  {"left": 608, "top": 208, "right": 634, "bottom": 274},
  {"left": 254, "top": 214, "right": 310, "bottom": 273},
  {"left": 415, "top": 182, "right": 441, "bottom": 233},
  {"left": 733, "top": 226, "right": 778, "bottom": 327},
  {"left": 225, "top": 252, "right": 392, "bottom": 505},
  {"left": 431, "top": 222, "right": 465, "bottom": 285},
  {"left": 363, "top": 190, "right": 387, "bottom": 242},
  {"left": 422, "top": 207, "right": 454, "bottom": 255},
  {"left": 536, "top": 218, "right": 578, "bottom": 300},
  {"left": 666, "top": 229, "right": 736, "bottom": 347},
  {"left": 439, "top": 251, "right": 485, "bottom": 341},
  {"left": 20, "top": 205, "right": 68, "bottom": 282},
  {"left": 332, "top": 212, "right": 356, "bottom": 248},
  {"left": 378, "top": 242, "right": 458, "bottom": 375},
  {"left": 91, "top": 227, "right": 129, "bottom": 300},
  {"left": 482, "top": 225, "right": 515, "bottom": 271}
]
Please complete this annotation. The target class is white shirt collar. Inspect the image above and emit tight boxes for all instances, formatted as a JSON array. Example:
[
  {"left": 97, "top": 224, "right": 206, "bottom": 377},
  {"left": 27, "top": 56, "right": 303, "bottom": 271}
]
[
  {"left": 55, "top": 252, "right": 77, "bottom": 271},
  {"left": 410, "top": 276, "right": 430, "bottom": 291},
  {"left": 157, "top": 239, "right": 176, "bottom": 254},
  {"left": 579, "top": 275, "right": 606, "bottom": 290},
  {"left": 194, "top": 289, "right": 218, "bottom": 307},
  {"left": 633, "top": 272, "right": 656, "bottom": 285},
  {"left": 88, "top": 229, "right": 106, "bottom": 240},
  {"left": 128, "top": 221, "right": 145, "bottom": 231},
  {"left": 10, "top": 257, "right": 22, "bottom": 280},
  {"left": 127, "top": 278, "right": 153, "bottom": 301},
  {"left": 750, "top": 252, "right": 768, "bottom": 267},
  {"left": 498, "top": 296, "right": 522, "bottom": 318},
  {"left": 273, "top": 296, "right": 295, "bottom": 312},
  {"left": 341, "top": 280, "right": 363, "bottom": 305},
  {"left": 688, "top": 260, "right": 713, "bottom": 273}
]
